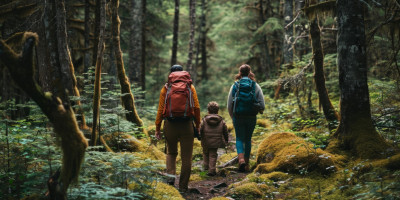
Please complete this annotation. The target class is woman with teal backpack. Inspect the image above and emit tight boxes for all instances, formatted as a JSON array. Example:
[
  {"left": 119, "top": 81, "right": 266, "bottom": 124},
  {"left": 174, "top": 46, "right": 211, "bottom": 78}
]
[{"left": 227, "top": 64, "right": 265, "bottom": 172}]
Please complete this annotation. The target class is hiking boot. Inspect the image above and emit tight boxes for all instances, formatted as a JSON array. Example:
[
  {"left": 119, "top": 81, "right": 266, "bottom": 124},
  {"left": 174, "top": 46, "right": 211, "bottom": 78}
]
[
  {"left": 238, "top": 153, "right": 246, "bottom": 172},
  {"left": 244, "top": 157, "right": 250, "bottom": 172}
]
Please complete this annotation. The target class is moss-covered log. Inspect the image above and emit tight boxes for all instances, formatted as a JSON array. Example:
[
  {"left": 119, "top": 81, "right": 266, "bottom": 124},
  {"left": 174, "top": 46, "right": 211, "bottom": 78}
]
[
  {"left": 0, "top": 32, "right": 88, "bottom": 199},
  {"left": 111, "top": 0, "right": 143, "bottom": 128}
]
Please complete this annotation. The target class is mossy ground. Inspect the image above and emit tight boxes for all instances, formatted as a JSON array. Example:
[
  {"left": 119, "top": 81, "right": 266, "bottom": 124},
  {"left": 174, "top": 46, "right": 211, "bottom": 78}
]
[{"left": 115, "top": 106, "right": 400, "bottom": 200}]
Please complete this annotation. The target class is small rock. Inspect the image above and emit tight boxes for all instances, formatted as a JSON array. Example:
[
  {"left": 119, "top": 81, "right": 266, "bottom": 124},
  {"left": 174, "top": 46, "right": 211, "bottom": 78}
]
[
  {"left": 209, "top": 188, "right": 219, "bottom": 194},
  {"left": 214, "top": 182, "right": 228, "bottom": 189},
  {"left": 188, "top": 188, "right": 202, "bottom": 194}
]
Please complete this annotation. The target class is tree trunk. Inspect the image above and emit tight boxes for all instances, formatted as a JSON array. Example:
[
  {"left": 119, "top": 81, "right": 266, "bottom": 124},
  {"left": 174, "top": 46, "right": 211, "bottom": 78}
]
[
  {"left": 91, "top": 0, "right": 106, "bottom": 146},
  {"left": 84, "top": 0, "right": 91, "bottom": 73},
  {"left": 283, "top": 0, "right": 293, "bottom": 64},
  {"left": 141, "top": 0, "right": 146, "bottom": 91},
  {"left": 129, "top": 0, "right": 144, "bottom": 86},
  {"left": 171, "top": 0, "right": 180, "bottom": 66},
  {"left": 0, "top": 32, "right": 88, "bottom": 200},
  {"left": 259, "top": 0, "right": 274, "bottom": 79},
  {"left": 92, "top": 0, "right": 100, "bottom": 67},
  {"left": 186, "top": 0, "right": 196, "bottom": 74},
  {"left": 309, "top": 16, "right": 339, "bottom": 131},
  {"left": 200, "top": 0, "right": 208, "bottom": 81},
  {"left": 111, "top": 0, "right": 144, "bottom": 128},
  {"left": 331, "top": 0, "right": 390, "bottom": 158},
  {"left": 55, "top": 0, "right": 87, "bottom": 129}
]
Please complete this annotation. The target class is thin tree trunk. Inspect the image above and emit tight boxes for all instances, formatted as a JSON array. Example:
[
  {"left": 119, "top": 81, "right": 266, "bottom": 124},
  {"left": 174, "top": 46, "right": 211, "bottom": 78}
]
[
  {"left": 92, "top": 0, "right": 100, "bottom": 67},
  {"left": 84, "top": 0, "right": 91, "bottom": 73},
  {"left": 111, "top": 0, "right": 143, "bottom": 128},
  {"left": 171, "top": 0, "right": 180, "bottom": 66},
  {"left": 0, "top": 32, "right": 88, "bottom": 200},
  {"left": 129, "top": 0, "right": 143, "bottom": 85},
  {"left": 283, "top": 0, "right": 293, "bottom": 64},
  {"left": 200, "top": 0, "right": 208, "bottom": 81},
  {"left": 91, "top": 0, "right": 106, "bottom": 146},
  {"left": 141, "top": 0, "right": 146, "bottom": 91},
  {"left": 309, "top": 16, "right": 339, "bottom": 131},
  {"left": 331, "top": 0, "right": 390, "bottom": 158},
  {"left": 186, "top": 0, "right": 196, "bottom": 74}
]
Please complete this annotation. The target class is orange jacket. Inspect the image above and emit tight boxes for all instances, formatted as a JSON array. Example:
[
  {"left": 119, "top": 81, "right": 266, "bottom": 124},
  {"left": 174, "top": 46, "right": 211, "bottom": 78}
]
[{"left": 155, "top": 84, "right": 200, "bottom": 131}]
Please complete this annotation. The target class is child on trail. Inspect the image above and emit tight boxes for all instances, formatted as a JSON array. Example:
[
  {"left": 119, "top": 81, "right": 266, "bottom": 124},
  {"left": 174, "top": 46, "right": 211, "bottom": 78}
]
[{"left": 200, "top": 101, "right": 229, "bottom": 176}]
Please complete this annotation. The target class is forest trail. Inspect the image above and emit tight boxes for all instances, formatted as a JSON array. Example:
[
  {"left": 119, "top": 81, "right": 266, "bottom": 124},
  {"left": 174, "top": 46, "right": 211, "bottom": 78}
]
[{"left": 180, "top": 167, "right": 247, "bottom": 200}]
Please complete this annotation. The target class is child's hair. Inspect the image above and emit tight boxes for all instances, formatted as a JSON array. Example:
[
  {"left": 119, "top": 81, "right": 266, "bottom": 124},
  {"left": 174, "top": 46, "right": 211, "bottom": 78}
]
[{"left": 207, "top": 101, "right": 219, "bottom": 114}]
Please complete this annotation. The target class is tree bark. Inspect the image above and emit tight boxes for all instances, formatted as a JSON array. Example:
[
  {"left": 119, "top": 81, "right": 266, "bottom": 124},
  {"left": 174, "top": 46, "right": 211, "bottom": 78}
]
[
  {"left": 111, "top": 0, "right": 143, "bottom": 128},
  {"left": 331, "top": 0, "right": 390, "bottom": 158},
  {"left": 83, "top": 0, "right": 91, "bottom": 73},
  {"left": 129, "top": 0, "right": 144, "bottom": 86},
  {"left": 200, "top": 0, "right": 208, "bottom": 81},
  {"left": 283, "top": 0, "right": 294, "bottom": 64},
  {"left": 92, "top": 0, "right": 100, "bottom": 67},
  {"left": 186, "top": 0, "right": 196, "bottom": 74},
  {"left": 171, "top": 0, "right": 180, "bottom": 66},
  {"left": 55, "top": 0, "right": 87, "bottom": 129},
  {"left": 0, "top": 32, "right": 88, "bottom": 200},
  {"left": 91, "top": 0, "right": 106, "bottom": 146},
  {"left": 309, "top": 16, "right": 339, "bottom": 131}
]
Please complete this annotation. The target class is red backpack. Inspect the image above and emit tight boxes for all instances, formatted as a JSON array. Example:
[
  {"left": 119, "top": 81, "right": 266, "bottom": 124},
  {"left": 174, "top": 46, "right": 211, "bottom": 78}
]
[{"left": 163, "top": 71, "right": 194, "bottom": 119}]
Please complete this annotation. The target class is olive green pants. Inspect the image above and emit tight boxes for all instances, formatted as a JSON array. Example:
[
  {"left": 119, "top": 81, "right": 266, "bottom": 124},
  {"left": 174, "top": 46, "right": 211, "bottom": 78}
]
[{"left": 164, "top": 119, "right": 194, "bottom": 190}]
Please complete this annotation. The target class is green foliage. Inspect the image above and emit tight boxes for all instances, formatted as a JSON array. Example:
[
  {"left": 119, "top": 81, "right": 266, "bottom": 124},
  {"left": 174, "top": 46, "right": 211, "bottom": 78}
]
[{"left": 68, "top": 149, "right": 164, "bottom": 199}]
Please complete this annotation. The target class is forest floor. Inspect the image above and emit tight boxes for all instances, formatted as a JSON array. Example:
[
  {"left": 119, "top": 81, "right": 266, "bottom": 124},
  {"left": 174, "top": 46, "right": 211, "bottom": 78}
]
[{"left": 179, "top": 168, "right": 247, "bottom": 200}]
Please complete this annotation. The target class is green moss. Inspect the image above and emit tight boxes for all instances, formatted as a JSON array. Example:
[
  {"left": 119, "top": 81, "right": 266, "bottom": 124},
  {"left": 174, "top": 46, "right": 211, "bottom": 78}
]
[
  {"left": 255, "top": 132, "right": 345, "bottom": 174},
  {"left": 209, "top": 197, "right": 230, "bottom": 200},
  {"left": 256, "top": 118, "right": 271, "bottom": 128},
  {"left": 373, "top": 153, "right": 400, "bottom": 170},
  {"left": 151, "top": 182, "right": 185, "bottom": 200},
  {"left": 230, "top": 182, "right": 263, "bottom": 199},
  {"left": 259, "top": 171, "right": 290, "bottom": 182}
]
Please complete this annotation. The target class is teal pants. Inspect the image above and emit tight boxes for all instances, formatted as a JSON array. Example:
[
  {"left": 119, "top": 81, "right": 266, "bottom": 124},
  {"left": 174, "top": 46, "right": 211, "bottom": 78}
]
[{"left": 233, "top": 116, "right": 257, "bottom": 158}]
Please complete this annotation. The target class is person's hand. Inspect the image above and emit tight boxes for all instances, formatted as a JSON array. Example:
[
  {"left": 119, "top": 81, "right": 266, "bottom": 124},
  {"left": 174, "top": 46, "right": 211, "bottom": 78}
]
[{"left": 155, "top": 130, "right": 162, "bottom": 140}]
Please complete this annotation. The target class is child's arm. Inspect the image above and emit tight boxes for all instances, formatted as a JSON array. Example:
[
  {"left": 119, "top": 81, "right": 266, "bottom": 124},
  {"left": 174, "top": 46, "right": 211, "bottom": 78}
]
[
  {"left": 200, "top": 118, "right": 205, "bottom": 138},
  {"left": 222, "top": 120, "right": 229, "bottom": 143}
]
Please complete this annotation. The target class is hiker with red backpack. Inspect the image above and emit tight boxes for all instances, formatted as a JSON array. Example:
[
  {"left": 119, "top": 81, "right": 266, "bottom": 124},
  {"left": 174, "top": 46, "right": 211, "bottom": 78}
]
[
  {"left": 155, "top": 65, "right": 201, "bottom": 192},
  {"left": 227, "top": 64, "right": 265, "bottom": 172}
]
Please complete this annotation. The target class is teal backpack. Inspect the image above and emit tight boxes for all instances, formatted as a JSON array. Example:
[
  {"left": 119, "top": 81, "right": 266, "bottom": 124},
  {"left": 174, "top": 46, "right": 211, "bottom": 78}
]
[{"left": 232, "top": 77, "right": 259, "bottom": 116}]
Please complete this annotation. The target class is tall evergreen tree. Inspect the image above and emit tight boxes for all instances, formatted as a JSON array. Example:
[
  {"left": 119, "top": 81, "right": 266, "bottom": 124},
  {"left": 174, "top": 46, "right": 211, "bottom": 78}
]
[
  {"left": 171, "top": 0, "right": 180, "bottom": 66},
  {"left": 186, "top": 0, "right": 197, "bottom": 75}
]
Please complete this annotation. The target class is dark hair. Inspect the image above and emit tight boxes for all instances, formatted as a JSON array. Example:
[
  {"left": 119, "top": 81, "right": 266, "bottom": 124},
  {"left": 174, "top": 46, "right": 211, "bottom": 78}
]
[
  {"left": 235, "top": 64, "right": 256, "bottom": 81},
  {"left": 170, "top": 64, "right": 183, "bottom": 72},
  {"left": 207, "top": 101, "right": 219, "bottom": 114}
]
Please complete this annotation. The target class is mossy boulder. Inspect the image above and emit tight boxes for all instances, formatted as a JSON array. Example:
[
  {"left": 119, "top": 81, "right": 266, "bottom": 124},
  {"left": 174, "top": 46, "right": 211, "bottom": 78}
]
[
  {"left": 256, "top": 118, "right": 271, "bottom": 128},
  {"left": 255, "top": 132, "right": 344, "bottom": 174},
  {"left": 152, "top": 182, "right": 185, "bottom": 200},
  {"left": 103, "top": 133, "right": 165, "bottom": 161},
  {"left": 129, "top": 182, "right": 184, "bottom": 200},
  {"left": 259, "top": 171, "right": 290, "bottom": 182},
  {"left": 228, "top": 182, "right": 264, "bottom": 199}
]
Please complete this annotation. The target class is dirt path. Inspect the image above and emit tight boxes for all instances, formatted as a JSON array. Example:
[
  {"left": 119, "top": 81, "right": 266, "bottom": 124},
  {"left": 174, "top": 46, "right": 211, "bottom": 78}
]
[{"left": 180, "top": 169, "right": 248, "bottom": 200}]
